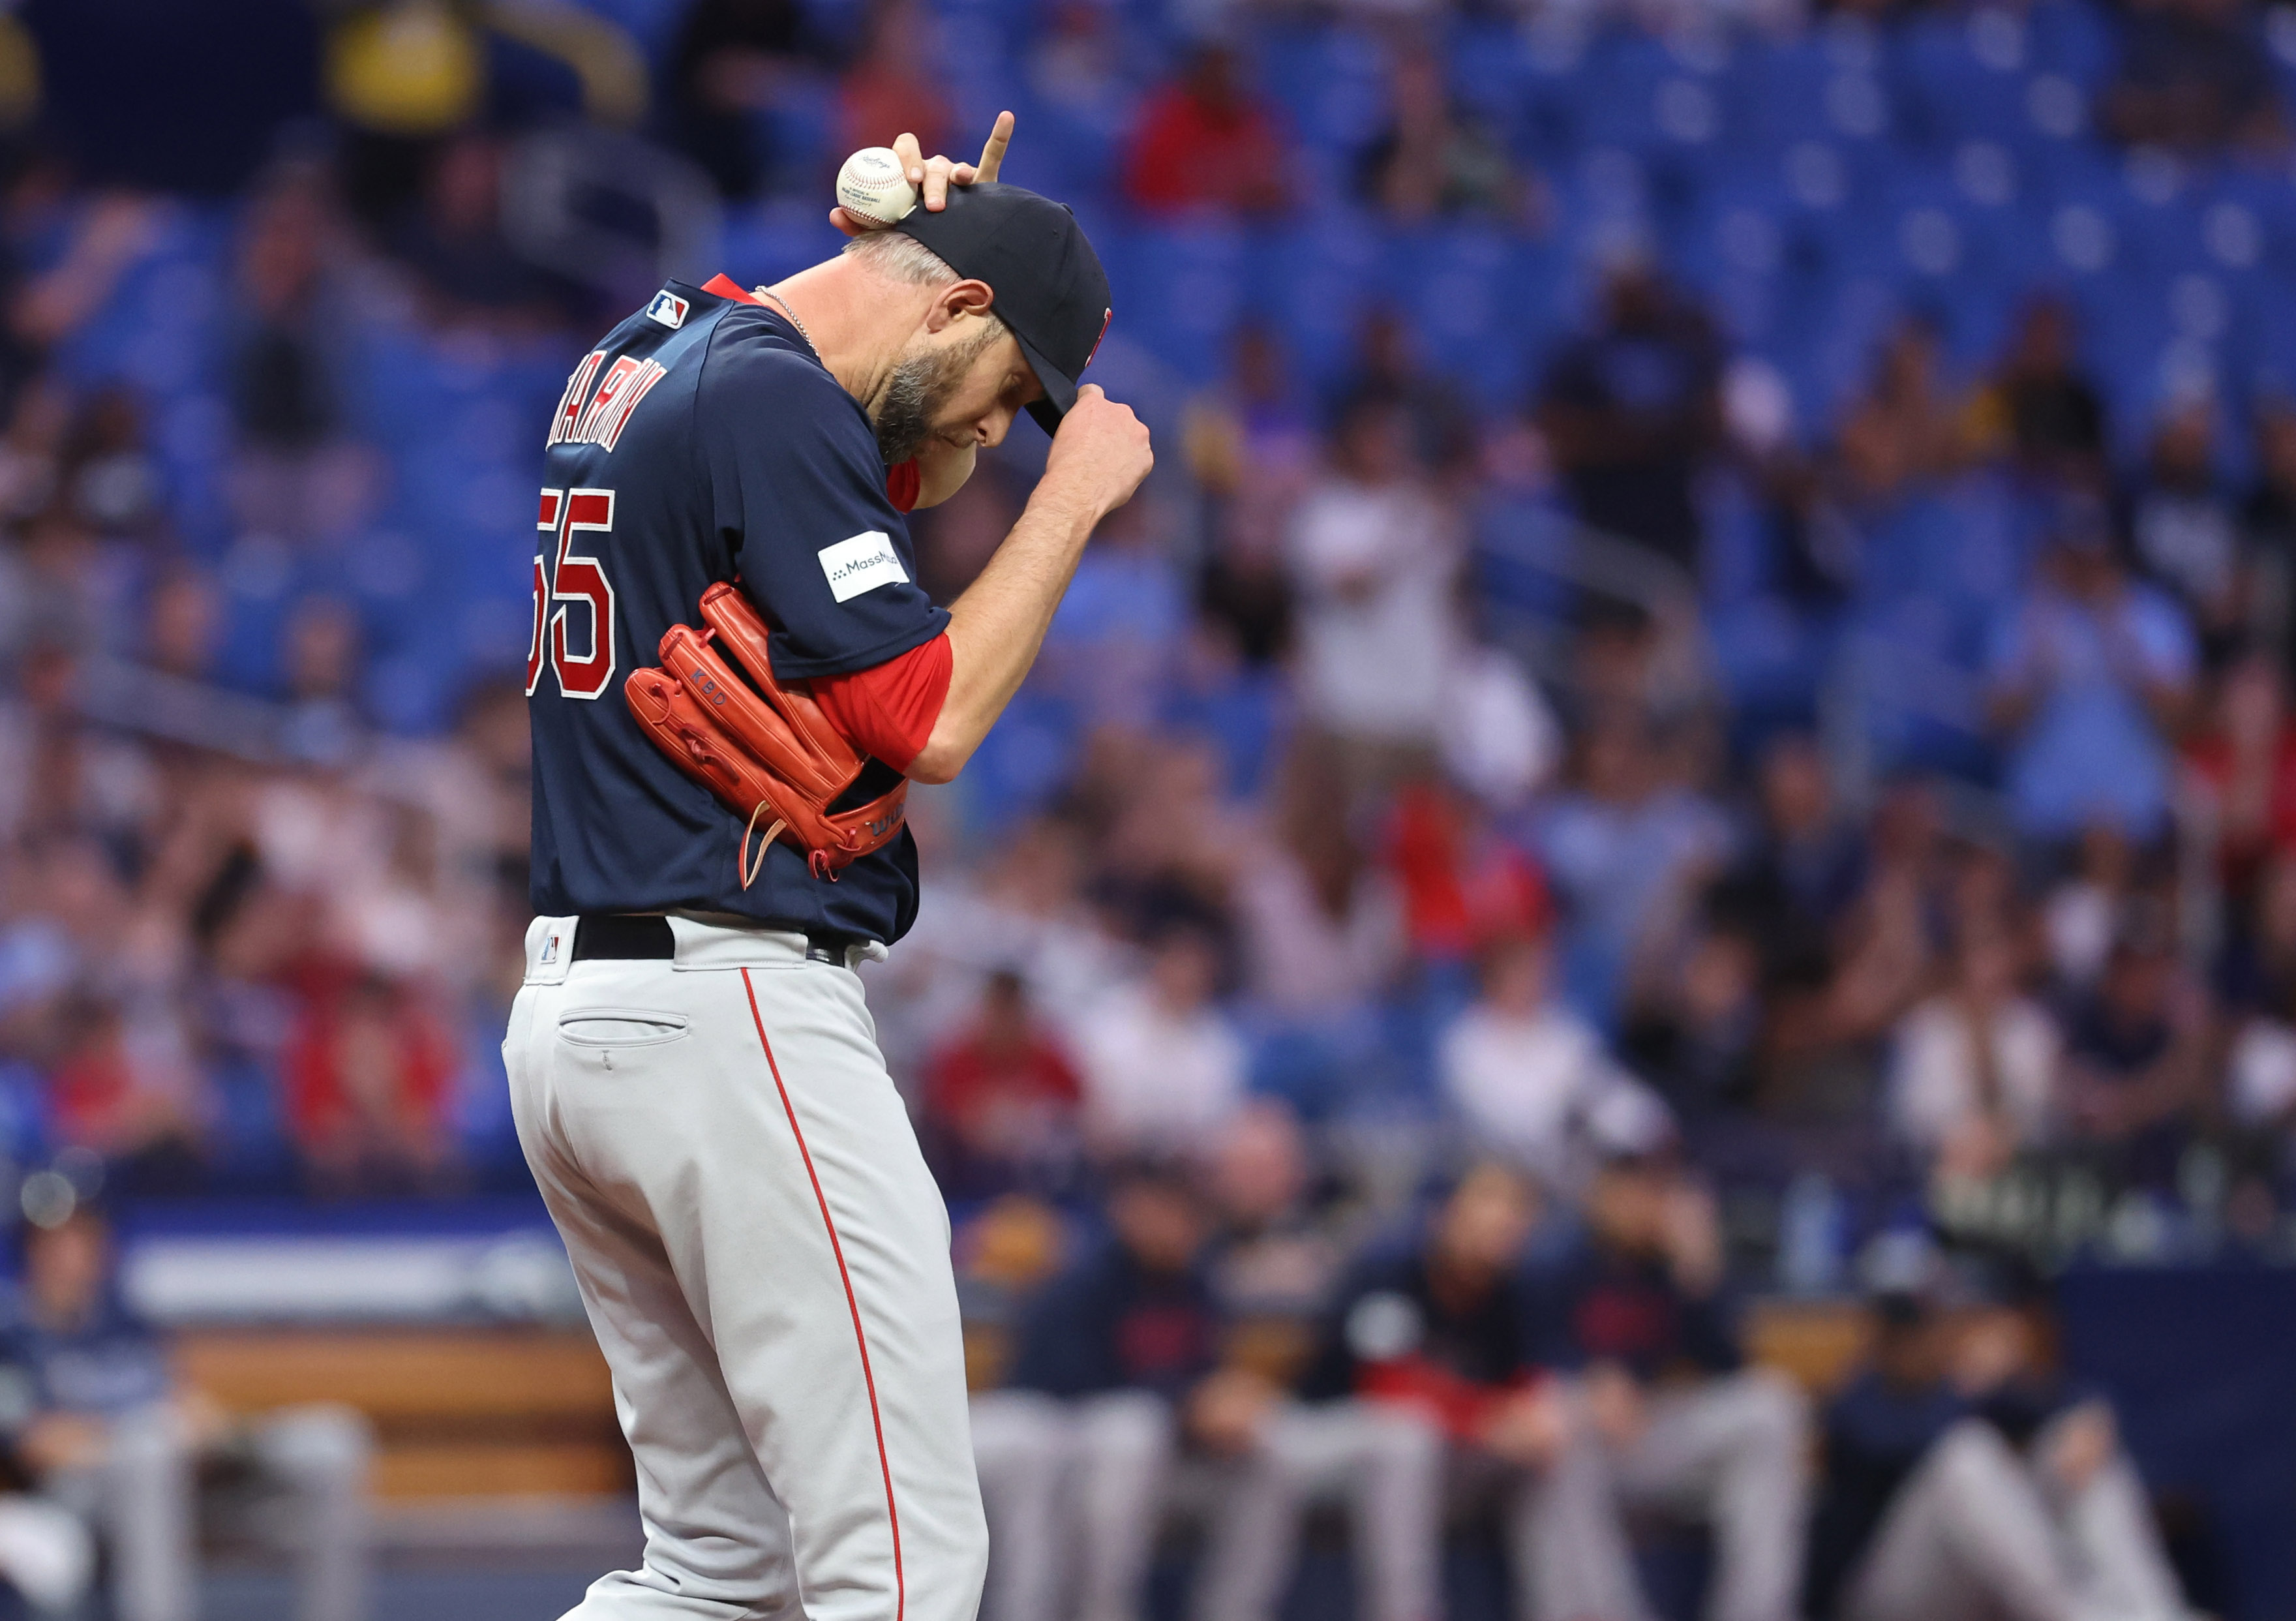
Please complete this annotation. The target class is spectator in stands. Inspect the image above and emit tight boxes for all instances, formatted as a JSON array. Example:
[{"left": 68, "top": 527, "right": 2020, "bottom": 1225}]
[
  {"left": 2184, "top": 652, "right": 2296, "bottom": 929},
  {"left": 1198, "top": 1102, "right": 1446, "bottom": 1621},
  {"left": 1759, "top": 781, "right": 1966, "bottom": 1145},
  {"left": 281, "top": 594, "right": 365, "bottom": 738},
  {"left": 2104, "top": 0, "right": 2282, "bottom": 151},
  {"left": 922, "top": 967, "right": 1083, "bottom": 1198},
  {"left": 226, "top": 162, "right": 377, "bottom": 549},
  {"left": 42, "top": 992, "right": 206, "bottom": 1194},
  {"left": 2041, "top": 822, "right": 2138, "bottom": 997},
  {"left": 871, "top": 815, "right": 1127, "bottom": 1082},
  {"left": 1355, "top": 47, "right": 1533, "bottom": 227},
  {"left": 2128, "top": 399, "right": 2242, "bottom": 655},
  {"left": 1121, "top": 44, "right": 1290, "bottom": 216},
  {"left": 1441, "top": 931, "right": 1664, "bottom": 1192},
  {"left": 15, "top": 709, "right": 104, "bottom": 870},
  {"left": 2061, "top": 913, "right": 2213, "bottom": 1190},
  {"left": 1975, "top": 295, "right": 2109, "bottom": 483},
  {"left": 2228, "top": 969, "right": 2296, "bottom": 1167},
  {"left": 4, "top": 192, "right": 162, "bottom": 401},
  {"left": 2228, "top": 847, "right": 2296, "bottom": 1028},
  {"left": 837, "top": 0, "right": 952, "bottom": 181},
  {"left": 16, "top": 509, "right": 106, "bottom": 656},
  {"left": 1072, "top": 922, "right": 1245, "bottom": 1158},
  {"left": 1524, "top": 1148, "right": 1811, "bottom": 1621},
  {"left": 1188, "top": 326, "right": 1316, "bottom": 666},
  {"left": 1285, "top": 393, "right": 1463, "bottom": 795},
  {"left": 1440, "top": 639, "right": 1564, "bottom": 814},
  {"left": 279, "top": 965, "right": 461, "bottom": 1195},
  {"left": 1332, "top": 309, "right": 1477, "bottom": 485},
  {"left": 0, "top": 1189, "right": 372, "bottom": 1621},
  {"left": 1231, "top": 740, "right": 1406, "bottom": 1023},
  {"left": 1835, "top": 319, "right": 1969, "bottom": 501},
  {"left": 1035, "top": 494, "right": 1189, "bottom": 731},
  {"left": 1532, "top": 710, "right": 1730, "bottom": 1020},
  {"left": 145, "top": 569, "right": 222, "bottom": 685},
  {"left": 1889, "top": 930, "right": 2061, "bottom": 1183},
  {"left": 61, "top": 390, "right": 164, "bottom": 548},
  {"left": 1986, "top": 491, "right": 2197, "bottom": 843},
  {"left": 969, "top": 1162, "right": 1282, "bottom": 1621},
  {"left": 1539, "top": 256, "right": 1723, "bottom": 568},
  {"left": 1718, "top": 732, "right": 1867, "bottom": 984},
  {"left": 1027, "top": 0, "right": 1130, "bottom": 130},
  {"left": 1806, "top": 1240, "right": 2193, "bottom": 1621},
  {"left": 1382, "top": 776, "right": 1551, "bottom": 966},
  {"left": 1083, "top": 731, "right": 1251, "bottom": 943},
  {"left": 1620, "top": 910, "right": 1765, "bottom": 1140},
  {"left": 2244, "top": 403, "right": 2296, "bottom": 667},
  {"left": 383, "top": 132, "right": 552, "bottom": 323},
  {"left": 665, "top": 0, "right": 826, "bottom": 200}
]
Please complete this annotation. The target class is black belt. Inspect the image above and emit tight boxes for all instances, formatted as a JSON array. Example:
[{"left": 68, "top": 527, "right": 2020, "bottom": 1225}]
[{"left": 571, "top": 915, "right": 851, "bottom": 965}]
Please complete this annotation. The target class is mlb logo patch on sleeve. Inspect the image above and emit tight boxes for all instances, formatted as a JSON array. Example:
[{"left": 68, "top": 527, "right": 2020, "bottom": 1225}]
[
  {"left": 817, "top": 532, "right": 909, "bottom": 603},
  {"left": 646, "top": 290, "right": 689, "bottom": 329}
]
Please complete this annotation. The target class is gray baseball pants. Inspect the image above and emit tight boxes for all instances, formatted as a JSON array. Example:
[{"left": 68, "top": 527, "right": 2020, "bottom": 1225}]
[
  {"left": 969, "top": 1386, "right": 1432, "bottom": 1616},
  {"left": 507, "top": 915, "right": 988, "bottom": 1621},
  {"left": 1511, "top": 1367, "right": 1811, "bottom": 1621},
  {"left": 1845, "top": 1412, "right": 2193, "bottom": 1621},
  {"left": 969, "top": 1392, "right": 1442, "bottom": 1621},
  {"left": 49, "top": 1401, "right": 371, "bottom": 1621}
]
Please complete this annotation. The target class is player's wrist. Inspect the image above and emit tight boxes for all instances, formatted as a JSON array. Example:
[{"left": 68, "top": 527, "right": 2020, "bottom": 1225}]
[{"left": 1027, "top": 474, "right": 1114, "bottom": 534}]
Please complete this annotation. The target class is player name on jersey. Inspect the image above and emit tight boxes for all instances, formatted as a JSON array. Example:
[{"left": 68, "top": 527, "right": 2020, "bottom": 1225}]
[{"left": 547, "top": 349, "right": 669, "bottom": 454}]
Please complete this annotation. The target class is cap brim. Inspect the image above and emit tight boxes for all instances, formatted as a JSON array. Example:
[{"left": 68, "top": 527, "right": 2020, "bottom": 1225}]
[{"left": 1013, "top": 325, "right": 1078, "bottom": 436}]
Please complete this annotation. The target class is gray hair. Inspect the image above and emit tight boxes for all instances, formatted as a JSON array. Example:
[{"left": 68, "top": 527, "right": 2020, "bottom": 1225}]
[
  {"left": 842, "top": 232, "right": 1012, "bottom": 337},
  {"left": 841, "top": 228, "right": 965, "bottom": 286}
]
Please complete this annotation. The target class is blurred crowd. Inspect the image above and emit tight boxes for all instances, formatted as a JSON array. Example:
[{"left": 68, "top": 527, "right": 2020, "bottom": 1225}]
[
  {"left": 0, "top": 0, "right": 2287, "bottom": 1230},
  {"left": 0, "top": 0, "right": 2293, "bottom": 1608}
]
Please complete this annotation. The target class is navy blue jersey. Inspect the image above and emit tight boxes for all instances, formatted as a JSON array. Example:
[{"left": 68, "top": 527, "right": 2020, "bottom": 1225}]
[{"left": 526, "top": 280, "right": 948, "bottom": 942}]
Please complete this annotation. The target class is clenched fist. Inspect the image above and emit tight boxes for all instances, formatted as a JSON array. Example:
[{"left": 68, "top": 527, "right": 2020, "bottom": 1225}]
[{"left": 1042, "top": 384, "right": 1153, "bottom": 521}]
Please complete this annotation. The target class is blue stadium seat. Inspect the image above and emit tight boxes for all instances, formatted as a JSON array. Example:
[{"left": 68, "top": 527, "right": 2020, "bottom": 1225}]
[
  {"left": 1100, "top": 217, "right": 1247, "bottom": 385},
  {"left": 1256, "top": 22, "right": 1389, "bottom": 157},
  {"left": 1245, "top": 215, "right": 1385, "bottom": 397},
  {"left": 1381, "top": 227, "right": 1560, "bottom": 410},
  {"left": 1890, "top": 8, "right": 2039, "bottom": 151},
  {"left": 1744, "top": 26, "right": 1900, "bottom": 154},
  {"left": 2023, "top": 0, "right": 2119, "bottom": 87}
]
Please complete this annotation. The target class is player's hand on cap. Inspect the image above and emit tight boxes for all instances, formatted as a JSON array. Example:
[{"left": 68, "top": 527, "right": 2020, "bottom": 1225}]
[
  {"left": 1044, "top": 385, "right": 1153, "bottom": 519},
  {"left": 828, "top": 112, "right": 1014, "bottom": 236}
]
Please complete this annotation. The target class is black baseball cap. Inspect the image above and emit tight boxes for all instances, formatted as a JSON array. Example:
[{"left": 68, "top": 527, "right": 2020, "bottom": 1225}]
[{"left": 894, "top": 182, "right": 1111, "bottom": 435}]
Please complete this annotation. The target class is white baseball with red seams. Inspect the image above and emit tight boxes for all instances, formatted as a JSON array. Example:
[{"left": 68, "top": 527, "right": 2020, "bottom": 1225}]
[
  {"left": 836, "top": 147, "right": 920, "bottom": 226},
  {"left": 505, "top": 914, "right": 986, "bottom": 1620}
]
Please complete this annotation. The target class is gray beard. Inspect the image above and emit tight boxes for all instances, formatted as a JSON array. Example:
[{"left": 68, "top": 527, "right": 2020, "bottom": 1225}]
[{"left": 873, "top": 328, "right": 997, "bottom": 466}]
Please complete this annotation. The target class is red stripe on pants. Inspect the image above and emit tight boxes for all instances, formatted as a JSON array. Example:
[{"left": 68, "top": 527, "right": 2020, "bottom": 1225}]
[{"left": 741, "top": 966, "right": 906, "bottom": 1619}]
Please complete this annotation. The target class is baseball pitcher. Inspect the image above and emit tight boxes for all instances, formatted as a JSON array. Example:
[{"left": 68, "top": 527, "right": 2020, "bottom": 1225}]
[{"left": 504, "top": 119, "right": 1152, "bottom": 1621}]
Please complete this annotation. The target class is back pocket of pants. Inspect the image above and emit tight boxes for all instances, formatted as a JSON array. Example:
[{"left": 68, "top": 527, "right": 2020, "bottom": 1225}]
[{"left": 556, "top": 1008, "right": 692, "bottom": 1048}]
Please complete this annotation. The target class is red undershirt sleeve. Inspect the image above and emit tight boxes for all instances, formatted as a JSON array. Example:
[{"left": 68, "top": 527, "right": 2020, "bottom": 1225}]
[{"left": 811, "top": 632, "right": 953, "bottom": 774}]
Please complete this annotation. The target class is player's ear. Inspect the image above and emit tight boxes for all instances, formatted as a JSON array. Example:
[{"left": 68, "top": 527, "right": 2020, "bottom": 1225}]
[{"left": 926, "top": 278, "right": 996, "bottom": 331}]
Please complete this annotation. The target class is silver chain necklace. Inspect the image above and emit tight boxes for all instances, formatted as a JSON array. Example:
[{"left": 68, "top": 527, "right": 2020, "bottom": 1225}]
[{"left": 756, "top": 288, "right": 815, "bottom": 353}]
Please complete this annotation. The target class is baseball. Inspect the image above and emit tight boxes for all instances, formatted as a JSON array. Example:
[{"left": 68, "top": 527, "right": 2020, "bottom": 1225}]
[{"left": 836, "top": 147, "right": 918, "bottom": 227}]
